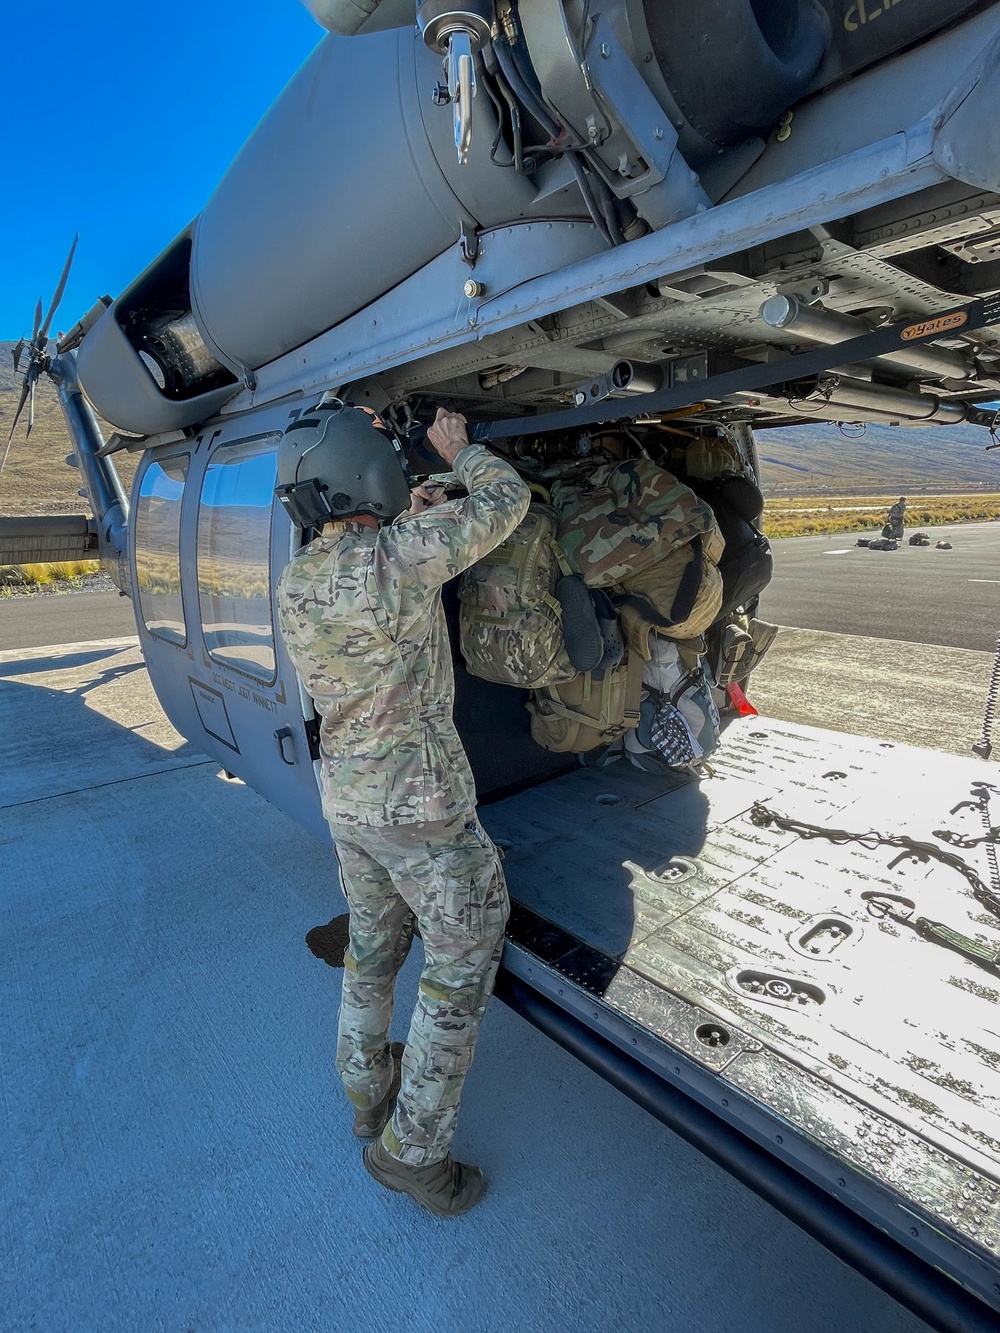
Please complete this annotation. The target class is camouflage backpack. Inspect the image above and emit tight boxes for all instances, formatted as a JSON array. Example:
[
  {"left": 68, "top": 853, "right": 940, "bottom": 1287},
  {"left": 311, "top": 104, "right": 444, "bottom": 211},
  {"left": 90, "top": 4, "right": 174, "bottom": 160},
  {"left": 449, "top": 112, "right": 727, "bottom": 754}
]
[
  {"left": 460, "top": 504, "right": 642, "bottom": 753},
  {"left": 550, "top": 459, "right": 724, "bottom": 639},
  {"left": 458, "top": 505, "right": 578, "bottom": 690}
]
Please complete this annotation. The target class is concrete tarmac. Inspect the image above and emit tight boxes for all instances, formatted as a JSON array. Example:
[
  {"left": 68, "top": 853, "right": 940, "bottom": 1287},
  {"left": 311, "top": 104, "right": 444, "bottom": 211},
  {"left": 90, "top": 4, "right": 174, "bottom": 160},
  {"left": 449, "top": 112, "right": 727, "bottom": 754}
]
[
  {"left": 750, "top": 626, "right": 993, "bottom": 756},
  {"left": 0, "top": 636, "right": 935, "bottom": 1333}
]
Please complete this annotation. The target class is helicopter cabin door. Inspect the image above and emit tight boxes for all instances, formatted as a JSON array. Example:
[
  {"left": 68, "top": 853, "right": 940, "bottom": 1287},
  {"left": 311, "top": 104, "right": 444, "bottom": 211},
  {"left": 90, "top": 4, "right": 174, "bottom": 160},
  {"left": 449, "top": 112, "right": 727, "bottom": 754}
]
[{"left": 132, "top": 411, "right": 327, "bottom": 842}]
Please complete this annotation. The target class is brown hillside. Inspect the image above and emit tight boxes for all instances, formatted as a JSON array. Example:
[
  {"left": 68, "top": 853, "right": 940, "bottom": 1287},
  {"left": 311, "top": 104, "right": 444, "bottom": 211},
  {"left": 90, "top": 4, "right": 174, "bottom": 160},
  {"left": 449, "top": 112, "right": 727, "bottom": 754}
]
[
  {"left": 755, "top": 420, "right": 1000, "bottom": 495},
  {"left": 0, "top": 340, "right": 137, "bottom": 518}
]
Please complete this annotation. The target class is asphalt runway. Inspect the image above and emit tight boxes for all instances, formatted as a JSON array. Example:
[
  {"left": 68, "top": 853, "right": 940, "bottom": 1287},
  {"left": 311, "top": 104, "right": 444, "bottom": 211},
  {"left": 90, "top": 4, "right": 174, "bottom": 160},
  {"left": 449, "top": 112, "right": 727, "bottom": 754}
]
[
  {"left": 762, "top": 520, "right": 1000, "bottom": 652},
  {"left": 3, "top": 521, "right": 998, "bottom": 653},
  {"left": 1, "top": 588, "right": 136, "bottom": 650}
]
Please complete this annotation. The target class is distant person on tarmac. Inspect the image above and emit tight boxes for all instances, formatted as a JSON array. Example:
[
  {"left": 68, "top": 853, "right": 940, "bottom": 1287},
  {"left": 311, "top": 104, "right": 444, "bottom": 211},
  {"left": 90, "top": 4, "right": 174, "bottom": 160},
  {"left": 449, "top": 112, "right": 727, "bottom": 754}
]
[
  {"left": 274, "top": 401, "right": 529, "bottom": 1217},
  {"left": 884, "top": 496, "right": 906, "bottom": 540}
]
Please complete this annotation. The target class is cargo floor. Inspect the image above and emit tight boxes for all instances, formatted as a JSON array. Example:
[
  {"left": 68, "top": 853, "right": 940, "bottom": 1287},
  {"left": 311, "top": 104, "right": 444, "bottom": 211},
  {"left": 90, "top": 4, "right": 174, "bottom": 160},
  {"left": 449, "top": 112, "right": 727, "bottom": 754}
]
[{"left": 484, "top": 717, "right": 1000, "bottom": 1285}]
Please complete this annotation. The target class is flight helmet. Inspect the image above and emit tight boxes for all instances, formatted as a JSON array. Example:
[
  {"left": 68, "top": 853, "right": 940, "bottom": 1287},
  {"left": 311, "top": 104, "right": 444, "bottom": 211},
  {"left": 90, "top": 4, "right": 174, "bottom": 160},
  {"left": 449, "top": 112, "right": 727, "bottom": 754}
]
[{"left": 274, "top": 400, "right": 412, "bottom": 528}]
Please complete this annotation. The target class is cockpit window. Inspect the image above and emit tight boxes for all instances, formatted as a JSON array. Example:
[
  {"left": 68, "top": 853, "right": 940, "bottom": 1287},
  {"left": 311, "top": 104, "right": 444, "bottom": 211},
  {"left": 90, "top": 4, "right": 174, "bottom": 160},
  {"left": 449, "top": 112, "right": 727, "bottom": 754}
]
[
  {"left": 197, "top": 435, "right": 279, "bottom": 683},
  {"left": 135, "top": 454, "right": 188, "bottom": 646}
]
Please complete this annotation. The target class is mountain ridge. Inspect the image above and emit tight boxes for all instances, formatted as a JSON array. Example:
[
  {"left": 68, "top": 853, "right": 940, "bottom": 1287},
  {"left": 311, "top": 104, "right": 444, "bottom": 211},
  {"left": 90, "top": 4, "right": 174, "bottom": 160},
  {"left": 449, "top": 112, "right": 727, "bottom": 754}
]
[
  {"left": 755, "top": 420, "right": 1000, "bottom": 495},
  {"left": 3, "top": 340, "right": 999, "bottom": 514}
]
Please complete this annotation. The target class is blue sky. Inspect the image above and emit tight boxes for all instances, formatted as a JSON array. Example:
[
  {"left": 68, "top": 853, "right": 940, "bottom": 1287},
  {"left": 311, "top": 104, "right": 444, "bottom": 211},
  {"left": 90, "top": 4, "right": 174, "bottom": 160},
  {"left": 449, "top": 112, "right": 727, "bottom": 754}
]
[{"left": 1, "top": 2, "right": 321, "bottom": 340}]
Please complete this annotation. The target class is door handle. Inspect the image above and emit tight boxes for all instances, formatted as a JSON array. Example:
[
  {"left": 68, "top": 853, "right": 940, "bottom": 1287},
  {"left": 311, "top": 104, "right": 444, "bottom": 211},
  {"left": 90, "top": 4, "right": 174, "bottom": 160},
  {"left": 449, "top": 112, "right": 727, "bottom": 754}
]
[{"left": 274, "top": 725, "right": 296, "bottom": 765}]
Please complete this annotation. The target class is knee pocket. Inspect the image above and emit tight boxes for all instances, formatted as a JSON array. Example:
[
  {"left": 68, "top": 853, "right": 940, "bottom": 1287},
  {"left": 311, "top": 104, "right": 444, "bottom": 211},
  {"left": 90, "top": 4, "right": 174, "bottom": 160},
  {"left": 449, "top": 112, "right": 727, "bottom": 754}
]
[
  {"left": 425, "top": 826, "right": 509, "bottom": 942},
  {"left": 419, "top": 970, "right": 490, "bottom": 1016},
  {"left": 428, "top": 1045, "right": 473, "bottom": 1079}
]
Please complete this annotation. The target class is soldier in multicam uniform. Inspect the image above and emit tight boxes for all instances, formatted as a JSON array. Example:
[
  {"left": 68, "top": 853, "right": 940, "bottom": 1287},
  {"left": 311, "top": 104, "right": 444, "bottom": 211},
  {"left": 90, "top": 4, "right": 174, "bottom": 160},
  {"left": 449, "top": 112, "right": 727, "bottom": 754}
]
[
  {"left": 274, "top": 399, "right": 529, "bottom": 1216},
  {"left": 885, "top": 496, "right": 907, "bottom": 540}
]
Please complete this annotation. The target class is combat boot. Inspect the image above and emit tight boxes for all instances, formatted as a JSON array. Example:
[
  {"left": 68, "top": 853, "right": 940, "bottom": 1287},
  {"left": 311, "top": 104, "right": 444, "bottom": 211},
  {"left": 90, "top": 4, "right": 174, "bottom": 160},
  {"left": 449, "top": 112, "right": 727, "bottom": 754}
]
[
  {"left": 362, "top": 1136, "right": 487, "bottom": 1216},
  {"left": 352, "top": 1043, "right": 405, "bottom": 1139}
]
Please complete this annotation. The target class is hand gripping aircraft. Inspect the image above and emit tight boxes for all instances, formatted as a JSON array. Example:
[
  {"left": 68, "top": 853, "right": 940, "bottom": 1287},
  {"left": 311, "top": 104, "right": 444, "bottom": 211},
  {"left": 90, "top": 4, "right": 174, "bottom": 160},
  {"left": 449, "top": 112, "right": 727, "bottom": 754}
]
[{"left": 5, "top": 3, "right": 1000, "bottom": 1325}]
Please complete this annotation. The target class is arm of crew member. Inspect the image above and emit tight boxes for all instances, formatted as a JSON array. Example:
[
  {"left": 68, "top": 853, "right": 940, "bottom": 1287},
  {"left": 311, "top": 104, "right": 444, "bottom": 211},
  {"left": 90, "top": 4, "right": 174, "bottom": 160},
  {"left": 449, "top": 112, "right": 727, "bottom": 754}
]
[{"left": 381, "top": 442, "right": 530, "bottom": 590}]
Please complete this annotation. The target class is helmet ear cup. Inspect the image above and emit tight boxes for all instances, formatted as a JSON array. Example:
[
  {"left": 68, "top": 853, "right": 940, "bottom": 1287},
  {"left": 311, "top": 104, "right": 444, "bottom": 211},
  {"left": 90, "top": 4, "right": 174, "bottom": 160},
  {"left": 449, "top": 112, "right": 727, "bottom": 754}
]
[{"left": 275, "top": 401, "right": 412, "bottom": 526}]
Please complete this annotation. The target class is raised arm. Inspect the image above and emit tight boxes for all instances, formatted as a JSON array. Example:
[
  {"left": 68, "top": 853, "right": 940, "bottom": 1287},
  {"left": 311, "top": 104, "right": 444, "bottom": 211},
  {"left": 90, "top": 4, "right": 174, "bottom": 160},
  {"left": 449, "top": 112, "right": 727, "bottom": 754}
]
[{"left": 380, "top": 410, "right": 530, "bottom": 590}]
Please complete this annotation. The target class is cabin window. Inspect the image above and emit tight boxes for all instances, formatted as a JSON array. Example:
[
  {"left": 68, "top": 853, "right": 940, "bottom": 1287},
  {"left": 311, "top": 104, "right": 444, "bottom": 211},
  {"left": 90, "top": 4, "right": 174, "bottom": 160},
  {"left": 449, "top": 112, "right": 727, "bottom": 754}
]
[
  {"left": 135, "top": 454, "right": 188, "bottom": 646},
  {"left": 197, "top": 435, "right": 279, "bottom": 683}
]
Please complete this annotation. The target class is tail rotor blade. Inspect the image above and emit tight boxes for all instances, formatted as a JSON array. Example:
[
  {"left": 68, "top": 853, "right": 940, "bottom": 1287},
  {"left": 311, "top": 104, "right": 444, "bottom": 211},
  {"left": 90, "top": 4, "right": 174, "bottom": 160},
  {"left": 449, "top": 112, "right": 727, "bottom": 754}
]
[
  {"left": 40, "top": 233, "right": 79, "bottom": 341},
  {"left": 12, "top": 338, "right": 24, "bottom": 373},
  {"left": 31, "top": 299, "right": 43, "bottom": 343}
]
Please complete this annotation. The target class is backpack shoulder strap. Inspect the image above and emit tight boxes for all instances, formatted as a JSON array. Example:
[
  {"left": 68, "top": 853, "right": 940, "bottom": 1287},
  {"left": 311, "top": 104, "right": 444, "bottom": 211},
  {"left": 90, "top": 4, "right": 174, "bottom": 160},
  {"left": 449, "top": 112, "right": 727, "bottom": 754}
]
[
  {"left": 616, "top": 534, "right": 704, "bottom": 629},
  {"left": 550, "top": 538, "right": 574, "bottom": 579}
]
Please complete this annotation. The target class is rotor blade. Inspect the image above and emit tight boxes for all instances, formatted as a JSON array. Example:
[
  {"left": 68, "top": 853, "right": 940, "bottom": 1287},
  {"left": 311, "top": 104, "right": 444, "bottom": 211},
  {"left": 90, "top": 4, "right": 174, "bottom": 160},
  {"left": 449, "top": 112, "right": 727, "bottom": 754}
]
[
  {"left": 12, "top": 338, "right": 24, "bottom": 373},
  {"left": 1, "top": 375, "right": 32, "bottom": 469},
  {"left": 31, "top": 299, "right": 43, "bottom": 342},
  {"left": 25, "top": 376, "right": 36, "bottom": 439},
  {"left": 39, "top": 233, "right": 79, "bottom": 340}
]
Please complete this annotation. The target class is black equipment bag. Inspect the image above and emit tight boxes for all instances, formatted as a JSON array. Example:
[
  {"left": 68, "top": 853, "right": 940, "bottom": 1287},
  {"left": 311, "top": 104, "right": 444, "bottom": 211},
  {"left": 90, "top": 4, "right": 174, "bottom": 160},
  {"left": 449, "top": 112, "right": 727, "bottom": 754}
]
[{"left": 689, "top": 475, "right": 772, "bottom": 617}]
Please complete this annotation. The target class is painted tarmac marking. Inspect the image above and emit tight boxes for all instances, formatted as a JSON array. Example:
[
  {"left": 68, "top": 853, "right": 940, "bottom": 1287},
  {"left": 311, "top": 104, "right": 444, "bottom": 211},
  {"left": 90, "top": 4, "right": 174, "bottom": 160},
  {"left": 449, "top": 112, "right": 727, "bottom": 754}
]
[
  {"left": 824, "top": 549, "right": 851, "bottom": 555},
  {"left": 968, "top": 579, "right": 1000, "bottom": 583}
]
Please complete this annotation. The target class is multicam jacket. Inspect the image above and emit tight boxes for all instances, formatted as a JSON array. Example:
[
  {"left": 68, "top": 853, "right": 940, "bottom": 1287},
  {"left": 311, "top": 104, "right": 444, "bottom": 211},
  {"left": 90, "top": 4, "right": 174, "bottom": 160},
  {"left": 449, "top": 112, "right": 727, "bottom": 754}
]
[{"left": 276, "top": 444, "right": 530, "bottom": 827}]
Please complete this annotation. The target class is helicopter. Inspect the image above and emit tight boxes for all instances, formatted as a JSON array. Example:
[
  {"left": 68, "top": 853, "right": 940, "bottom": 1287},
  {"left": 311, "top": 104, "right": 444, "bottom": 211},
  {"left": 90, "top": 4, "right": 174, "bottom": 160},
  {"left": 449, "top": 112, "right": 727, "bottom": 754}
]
[{"left": 4, "top": 2, "right": 1000, "bottom": 1327}]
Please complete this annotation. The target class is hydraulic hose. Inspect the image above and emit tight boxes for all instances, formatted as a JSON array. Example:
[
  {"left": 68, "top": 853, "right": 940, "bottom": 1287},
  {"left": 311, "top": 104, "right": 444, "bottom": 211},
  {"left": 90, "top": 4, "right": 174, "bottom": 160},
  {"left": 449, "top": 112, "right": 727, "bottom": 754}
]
[
  {"left": 565, "top": 153, "right": 616, "bottom": 247},
  {"left": 491, "top": 32, "right": 617, "bottom": 246}
]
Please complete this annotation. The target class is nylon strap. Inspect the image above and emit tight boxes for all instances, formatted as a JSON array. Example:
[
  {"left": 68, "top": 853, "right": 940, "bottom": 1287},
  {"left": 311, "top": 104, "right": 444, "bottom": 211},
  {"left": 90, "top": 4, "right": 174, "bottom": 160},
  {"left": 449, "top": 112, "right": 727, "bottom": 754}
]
[
  {"left": 750, "top": 802, "right": 1000, "bottom": 974},
  {"left": 615, "top": 536, "right": 704, "bottom": 630},
  {"left": 622, "top": 649, "right": 644, "bottom": 729},
  {"left": 540, "top": 660, "right": 636, "bottom": 735},
  {"left": 914, "top": 918, "right": 1000, "bottom": 967},
  {"left": 550, "top": 539, "right": 574, "bottom": 580}
]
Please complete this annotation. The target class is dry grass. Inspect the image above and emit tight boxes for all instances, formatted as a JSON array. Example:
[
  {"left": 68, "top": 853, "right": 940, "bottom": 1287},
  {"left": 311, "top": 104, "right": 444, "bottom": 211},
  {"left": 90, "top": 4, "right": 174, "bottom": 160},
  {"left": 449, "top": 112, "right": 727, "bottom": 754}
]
[
  {"left": 762, "top": 493, "right": 1000, "bottom": 538},
  {"left": 0, "top": 560, "right": 101, "bottom": 591}
]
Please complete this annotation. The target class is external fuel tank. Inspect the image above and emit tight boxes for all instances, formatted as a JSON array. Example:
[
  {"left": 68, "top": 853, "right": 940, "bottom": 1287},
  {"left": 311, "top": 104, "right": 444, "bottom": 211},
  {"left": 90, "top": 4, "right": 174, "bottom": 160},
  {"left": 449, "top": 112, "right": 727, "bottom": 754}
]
[{"left": 191, "top": 25, "right": 543, "bottom": 375}]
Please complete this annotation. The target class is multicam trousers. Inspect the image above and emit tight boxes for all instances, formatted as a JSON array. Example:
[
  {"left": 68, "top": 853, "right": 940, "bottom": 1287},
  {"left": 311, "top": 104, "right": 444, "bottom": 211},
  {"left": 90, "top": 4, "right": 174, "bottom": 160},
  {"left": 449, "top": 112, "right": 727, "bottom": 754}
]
[{"left": 329, "top": 811, "right": 509, "bottom": 1166}]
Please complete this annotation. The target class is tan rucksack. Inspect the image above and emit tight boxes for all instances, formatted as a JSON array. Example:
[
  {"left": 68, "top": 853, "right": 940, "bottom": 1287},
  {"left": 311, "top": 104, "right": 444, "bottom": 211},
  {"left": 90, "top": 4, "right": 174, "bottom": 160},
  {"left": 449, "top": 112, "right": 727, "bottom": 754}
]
[
  {"left": 611, "top": 526, "right": 725, "bottom": 640},
  {"left": 527, "top": 651, "right": 644, "bottom": 753}
]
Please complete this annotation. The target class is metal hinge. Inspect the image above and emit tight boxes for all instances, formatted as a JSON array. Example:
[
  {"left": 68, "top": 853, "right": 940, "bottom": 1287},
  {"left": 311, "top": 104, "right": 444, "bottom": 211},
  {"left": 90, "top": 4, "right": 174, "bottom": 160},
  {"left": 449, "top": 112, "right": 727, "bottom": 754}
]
[
  {"left": 459, "top": 221, "right": 479, "bottom": 268},
  {"left": 304, "top": 716, "right": 321, "bottom": 762}
]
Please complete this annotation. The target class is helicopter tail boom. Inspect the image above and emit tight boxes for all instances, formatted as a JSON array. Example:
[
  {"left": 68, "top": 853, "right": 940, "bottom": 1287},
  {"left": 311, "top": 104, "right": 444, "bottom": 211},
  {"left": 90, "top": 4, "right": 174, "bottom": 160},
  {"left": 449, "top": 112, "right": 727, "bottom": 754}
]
[{"left": 0, "top": 514, "right": 97, "bottom": 567}]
